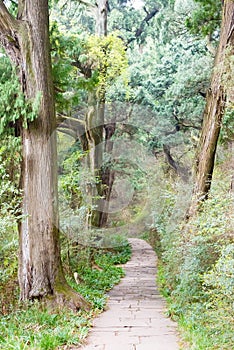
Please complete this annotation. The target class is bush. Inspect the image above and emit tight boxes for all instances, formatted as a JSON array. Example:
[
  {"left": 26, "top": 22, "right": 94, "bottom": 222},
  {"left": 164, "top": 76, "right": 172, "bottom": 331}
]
[{"left": 151, "top": 174, "right": 234, "bottom": 349}]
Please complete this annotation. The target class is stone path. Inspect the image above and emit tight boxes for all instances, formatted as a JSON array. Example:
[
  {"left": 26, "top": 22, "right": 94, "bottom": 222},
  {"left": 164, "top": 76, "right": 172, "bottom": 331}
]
[{"left": 80, "top": 238, "right": 180, "bottom": 350}]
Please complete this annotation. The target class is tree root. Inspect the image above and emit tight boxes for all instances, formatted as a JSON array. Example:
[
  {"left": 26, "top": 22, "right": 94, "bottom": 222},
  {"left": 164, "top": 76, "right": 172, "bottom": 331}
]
[{"left": 45, "top": 284, "right": 91, "bottom": 312}]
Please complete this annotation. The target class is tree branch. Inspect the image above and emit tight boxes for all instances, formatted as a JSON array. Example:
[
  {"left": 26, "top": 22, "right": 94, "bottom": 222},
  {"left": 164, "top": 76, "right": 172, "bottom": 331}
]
[
  {"left": 127, "top": 6, "right": 159, "bottom": 44},
  {"left": 71, "top": 60, "right": 92, "bottom": 78},
  {"left": 0, "top": 1, "right": 18, "bottom": 35},
  {"left": 0, "top": 1, "right": 22, "bottom": 65},
  {"left": 163, "top": 144, "right": 189, "bottom": 181}
]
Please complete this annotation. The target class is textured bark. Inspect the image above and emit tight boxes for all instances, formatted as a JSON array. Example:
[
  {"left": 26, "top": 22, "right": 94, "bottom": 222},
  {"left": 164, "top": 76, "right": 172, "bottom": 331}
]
[
  {"left": 17, "top": 1, "right": 60, "bottom": 300},
  {"left": 85, "top": 0, "right": 109, "bottom": 228},
  {"left": 98, "top": 123, "right": 116, "bottom": 227},
  {"left": 0, "top": 1, "right": 89, "bottom": 309},
  {"left": 85, "top": 96, "right": 105, "bottom": 227},
  {"left": 189, "top": 1, "right": 234, "bottom": 216},
  {"left": 95, "top": 0, "right": 108, "bottom": 36}
]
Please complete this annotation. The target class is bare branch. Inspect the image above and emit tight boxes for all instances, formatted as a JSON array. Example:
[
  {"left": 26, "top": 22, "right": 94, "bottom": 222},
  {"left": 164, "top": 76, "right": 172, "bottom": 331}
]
[
  {"left": 57, "top": 113, "right": 85, "bottom": 126},
  {"left": 163, "top": 144, "right": 189, "bottom": 182},
  {"left": 128, "top": 6, "right": 159, "bottom": 45}
]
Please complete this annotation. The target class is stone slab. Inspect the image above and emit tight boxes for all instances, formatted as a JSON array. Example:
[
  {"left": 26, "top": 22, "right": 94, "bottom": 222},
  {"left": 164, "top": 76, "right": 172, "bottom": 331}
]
[{"left": 80, "top": 239, "right": 180, "bottom": 350}]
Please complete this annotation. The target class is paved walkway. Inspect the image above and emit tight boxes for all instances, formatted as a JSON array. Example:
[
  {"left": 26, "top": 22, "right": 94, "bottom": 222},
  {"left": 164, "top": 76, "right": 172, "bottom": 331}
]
[{"left": 80, "top": 238, "right": 180, "bottom": 350}]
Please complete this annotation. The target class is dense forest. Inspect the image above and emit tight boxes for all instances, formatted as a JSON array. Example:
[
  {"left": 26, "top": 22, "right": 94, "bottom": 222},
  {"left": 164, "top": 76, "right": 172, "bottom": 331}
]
[{"left": 0, "top": 0, "right": 233, "bottom": 349}]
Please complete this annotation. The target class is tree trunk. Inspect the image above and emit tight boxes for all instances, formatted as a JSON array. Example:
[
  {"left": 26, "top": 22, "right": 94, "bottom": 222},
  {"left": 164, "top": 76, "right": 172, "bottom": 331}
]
[
  {"left": 98, "top": 122, "right": 116, "bottom": 227},
  {"left": 228, "top": 141, "right": 234, "bottom": 192},
  {"left": 95, "top": 0, "right": 108, "bottom": 36},
  {"left": 85, "top": 95, "right": 105, "bottom": 227},
  {"left": 0, "top": 0, "right": 89, "bottom": 309},
  {"left": 85, "top": 0, "right": 109, "bottom": 228},
  {"left": 188, "top": 1, "right": 234, "bottom": 216}
]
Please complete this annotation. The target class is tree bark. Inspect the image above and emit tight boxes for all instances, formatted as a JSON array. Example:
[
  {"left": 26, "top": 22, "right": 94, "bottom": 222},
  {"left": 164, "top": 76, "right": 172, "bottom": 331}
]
[
  {"left": 98, "top": 122, "right": 116, "bottom": 227},
  {"left": 95, "top": 0, "right": 108, "bottom": 36},
  {"left": 0, "top": 0, "right": 89, "bottom": 309},
  {"left": 228, "top": 141, "right": 234, "bottom": 192},
  {"left": 85, "top": 0, "right": 109, "bottom": 228},
  {"left": 188, "top": 0, "right": 234, "bottom": 216}
]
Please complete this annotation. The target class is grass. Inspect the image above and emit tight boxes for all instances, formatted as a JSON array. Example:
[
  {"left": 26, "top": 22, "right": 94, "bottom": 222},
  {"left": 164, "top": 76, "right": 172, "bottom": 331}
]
[
  {"left": 0, "top": 305, "right": 92, "bottom": 350},
  {"left": 155, "top": 241, "right": 234, "bottom": 350},
  {"left": 0, "top": 236, "right": 132, "bottom": 350}
]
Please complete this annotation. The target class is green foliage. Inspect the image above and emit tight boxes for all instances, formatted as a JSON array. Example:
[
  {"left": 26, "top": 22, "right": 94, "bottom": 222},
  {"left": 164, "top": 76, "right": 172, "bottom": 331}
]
[
  {"left": 0, "top": 55, "right": 41, "bottom": 134},
  {"left": 0, "top": 2, "right": 230, "bottom": 350},
  {"left": 0, "top": 136, "right": 21, "bottom": 313},
  {"left": 200, "top": 244, "right": 234, "bottom": 349},
  {"left": 86, "top": 33, "right": 129, "bottom": 97},
  {"left": 50, "top": 22, "right": 84, "bottom": 111},
  {"left": 59, "top": 145, "right": 86, "bottom": 210},
  {"left": 204, "top": 244, "right": 234, "bottom": 305},
  {"left": 0, "top": 236, "right": 131, "bottom": 348},
  {"left": 151, "top": 170, "right": 234, "bottom": 349},
  {"left": 125, "top": 21, "right": 212, "bottom": 154},
  {"left": 69, "top": 240, "right": 131, "bottom": 308},
  {"left": 0, "top": 304, "right": 91, "bottom": 350},
  {"left": 185, "top": 0, "right": 222, "bottom": 37},
  {"left": 0, "top": 136, "right": 21, "bottom": 208},
  {"left": 50, "top": 20, "right": 128, "bottom": 113}
]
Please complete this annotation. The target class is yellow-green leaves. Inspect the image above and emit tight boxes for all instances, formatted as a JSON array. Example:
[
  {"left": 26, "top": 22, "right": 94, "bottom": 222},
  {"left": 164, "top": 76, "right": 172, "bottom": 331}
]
[{"left": 85, "top": 33, "right": 129, "bottom": 97}]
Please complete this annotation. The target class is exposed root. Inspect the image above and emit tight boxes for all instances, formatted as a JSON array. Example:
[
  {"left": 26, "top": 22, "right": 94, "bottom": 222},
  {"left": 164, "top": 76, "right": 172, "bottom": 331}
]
[
  {"left": 45, "top": 284, "right": 91, "bottom": 312},
  {"left": 44, "top": 273, "right": 91, "bottom": 312},
  {"left": 54, "top": 288, "right": 90, "bottom": 312}
]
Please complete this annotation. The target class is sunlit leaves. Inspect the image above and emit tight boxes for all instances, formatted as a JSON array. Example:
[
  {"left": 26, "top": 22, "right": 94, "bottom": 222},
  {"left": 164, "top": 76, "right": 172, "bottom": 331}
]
[
  {"left": 86, "top": 34, "right": 128, "bottom": 96},
  {"left": 0, "top": 56, "right": 40, "bottom": 134}
]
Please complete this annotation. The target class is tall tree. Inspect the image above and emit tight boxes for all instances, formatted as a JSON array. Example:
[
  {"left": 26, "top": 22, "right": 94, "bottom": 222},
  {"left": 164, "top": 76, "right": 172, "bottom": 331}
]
[
  {"left": 189, "top": 0, "right": 234, "bottom": 216},
  {"left": 84, "top": 0, "right": 110, "bottom": 228},
  {"left": 0, "top": 0, "right": 89, "bottom": 309}
]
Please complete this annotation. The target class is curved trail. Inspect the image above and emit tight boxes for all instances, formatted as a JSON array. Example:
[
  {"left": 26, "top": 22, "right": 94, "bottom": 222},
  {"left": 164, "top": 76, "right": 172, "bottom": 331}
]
[{"left": 80, "top": 238, "right": 180, "bottom": 350}]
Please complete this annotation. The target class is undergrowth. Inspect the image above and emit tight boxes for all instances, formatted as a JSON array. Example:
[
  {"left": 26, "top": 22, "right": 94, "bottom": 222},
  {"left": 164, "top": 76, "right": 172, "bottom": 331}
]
[
  {"left": 148, "top": 168, "right": 234, "bottom": 350},
  {"left": 0, "top": 235, "right": 131, "bottom": 350}
]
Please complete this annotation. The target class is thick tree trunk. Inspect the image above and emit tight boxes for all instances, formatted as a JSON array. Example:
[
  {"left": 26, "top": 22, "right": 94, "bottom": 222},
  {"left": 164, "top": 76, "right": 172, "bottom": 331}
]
[
  {"left": 188, "top": 1, "right": 234, "bottom": 216},
  {"left": 0, "top": 0, "right": 89, "bottom": 309},
  {"left": 17, "top": 0, "right": 61, "bottom": 301}
]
